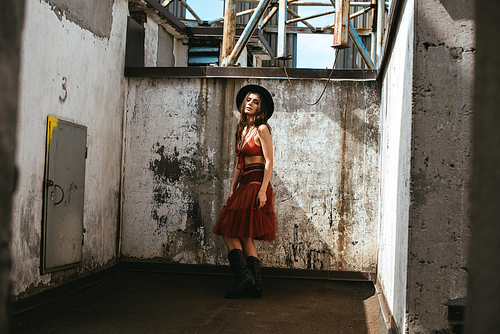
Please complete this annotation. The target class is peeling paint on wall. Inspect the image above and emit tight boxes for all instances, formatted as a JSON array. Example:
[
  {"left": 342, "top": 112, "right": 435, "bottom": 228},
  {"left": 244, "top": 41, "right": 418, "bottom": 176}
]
[
  {"left": 43, "top": 0, "right": 115, "bottom": 38},
  {"left": 123, "top": 77, "right": 380, "bottom": 272}
]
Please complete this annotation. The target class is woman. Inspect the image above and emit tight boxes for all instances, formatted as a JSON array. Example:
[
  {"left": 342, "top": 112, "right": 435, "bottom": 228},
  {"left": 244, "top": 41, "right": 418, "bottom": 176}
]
[{"left": 212, "top": 84, "right": 277, "bottom": 299}]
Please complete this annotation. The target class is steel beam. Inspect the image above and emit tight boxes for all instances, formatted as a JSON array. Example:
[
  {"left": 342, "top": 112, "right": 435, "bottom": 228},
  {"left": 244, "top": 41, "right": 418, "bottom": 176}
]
[
  {"left": 161, "top": 0, "right": 174, "bottom": 7},
  {"left": 221, "top": 0, "right": 273, "bottom": 67},
  {"left": 333, "top": 0, "right": 350, "bottom": 49},
  {"left": 209, "top": 7, "right": 257, "bottom": 25},
  {"left": 376, "top": 0, "right": 385, "bottom": 65},
  {"left": 276, "top": 0, "right": 288, "bottom": 59},
  {"left": 348, "top": 21, "right": 375, "bottom": 68},
  {"left": 286, "top": 9, "right": 335, "bottom": 24},
  {"left": 258, "top": 5, "right": 278, "bottom": 29},
  {"left": 221, "top": 0, "right": 237, "bottom": 62},
  {"left": 287, "top": 8, "right": 316, "bottom": 32},
  {"left": 179, "top": 0, "right": 202, "bottom": 24},
  {"left": 264, "top": 26, "right": 371, "bottom": 36}
]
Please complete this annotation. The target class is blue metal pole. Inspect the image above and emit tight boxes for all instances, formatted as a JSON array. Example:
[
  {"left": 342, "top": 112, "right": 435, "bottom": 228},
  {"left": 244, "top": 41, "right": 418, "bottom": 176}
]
[{"left": 348, "top": 21, "right": 376, "bottom": 69}]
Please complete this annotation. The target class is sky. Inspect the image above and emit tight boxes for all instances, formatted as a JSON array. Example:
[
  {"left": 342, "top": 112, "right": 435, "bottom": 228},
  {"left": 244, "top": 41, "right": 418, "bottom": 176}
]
[{"left": 183, "top": 0, "right": 336, "bottom": 69}]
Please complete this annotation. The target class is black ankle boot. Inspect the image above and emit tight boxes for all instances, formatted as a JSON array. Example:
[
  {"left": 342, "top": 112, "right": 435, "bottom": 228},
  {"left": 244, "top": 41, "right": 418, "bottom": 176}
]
[
  {"left": 224, "top": 249, "right": 255, "bottom": 299},
  {"left": 246, "top": 256, "right": 262, "bottom": 298}
]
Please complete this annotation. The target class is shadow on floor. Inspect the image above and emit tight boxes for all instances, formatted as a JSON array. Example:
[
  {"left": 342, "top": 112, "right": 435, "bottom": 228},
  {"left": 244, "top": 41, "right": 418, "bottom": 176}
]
[{"left": 12, "top": 271, "right": 387, "bottom": 334}]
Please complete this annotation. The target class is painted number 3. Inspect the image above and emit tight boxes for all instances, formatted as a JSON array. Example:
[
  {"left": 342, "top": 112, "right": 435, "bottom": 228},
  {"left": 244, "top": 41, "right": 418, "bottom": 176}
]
[{"left": 59, "top": 76, "right": 67, "bottom": 103}]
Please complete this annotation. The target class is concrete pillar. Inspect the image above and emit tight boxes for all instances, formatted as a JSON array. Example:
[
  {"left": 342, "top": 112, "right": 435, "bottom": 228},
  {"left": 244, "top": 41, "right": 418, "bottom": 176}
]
[
  {"left": 407, "top": 0, "right": 474, "bottom": 331},
  {"left": 0, "top": 0, "right": 25, "bottom": 331},
  {"left": 466, "top": 0, "right": 500, "bottom": 332}
]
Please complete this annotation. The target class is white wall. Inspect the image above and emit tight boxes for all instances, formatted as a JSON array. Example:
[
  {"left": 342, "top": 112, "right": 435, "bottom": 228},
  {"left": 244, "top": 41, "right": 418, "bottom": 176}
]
[
  {"left": 122, "top": 77, "right": 380, "bottom": 271},
  {"left": 10, "top": 0, "right": 128, "bottom": 299},
  {"left": 377, "top": 0, "right": 414, "bottom": 331}
]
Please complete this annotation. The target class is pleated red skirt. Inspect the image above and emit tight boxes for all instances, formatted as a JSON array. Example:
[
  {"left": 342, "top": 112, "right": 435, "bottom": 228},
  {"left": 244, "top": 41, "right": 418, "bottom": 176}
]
[{"left": 212, "top": 163, "right": 276, "bottom": 242}]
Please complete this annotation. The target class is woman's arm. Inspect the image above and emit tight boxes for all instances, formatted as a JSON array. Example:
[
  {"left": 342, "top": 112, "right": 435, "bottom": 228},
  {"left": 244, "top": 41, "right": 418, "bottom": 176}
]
[{"left": 256, "top": 124, "right": 273, "bottom": 208}]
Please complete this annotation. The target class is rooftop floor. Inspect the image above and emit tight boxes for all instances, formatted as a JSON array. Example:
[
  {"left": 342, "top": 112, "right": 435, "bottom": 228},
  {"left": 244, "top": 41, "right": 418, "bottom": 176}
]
[{"left": 12, "top": 270, "right": 387, "bottom": 333}]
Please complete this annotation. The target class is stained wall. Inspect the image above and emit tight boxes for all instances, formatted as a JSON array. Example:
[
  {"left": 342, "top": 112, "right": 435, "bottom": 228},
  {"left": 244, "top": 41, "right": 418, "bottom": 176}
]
[
  {"left": 122, "top": 77, "right": 380, "bottom": 272},
  {"left": 407, "top": 0, "right": 474, "bottom": 332},
  {"left": 10, "top": 0, "right": 128, "bottom": 299},
  {"left": 377, "top": 0, "right": 414, "bottom": 331}
]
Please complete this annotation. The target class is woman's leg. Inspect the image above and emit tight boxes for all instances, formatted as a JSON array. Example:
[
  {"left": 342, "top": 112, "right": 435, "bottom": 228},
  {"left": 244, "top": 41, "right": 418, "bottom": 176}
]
[
  {"left": 239, "top": 237, "right": 258, "bottom": 257},
  {"left": 223, "top": 237, "right": 254, "bottom": 298},
  {"left": 239, "top": 237, "right": 262, "bottom": 297},
  {"left": 224, "top": 237, "right": 242, "bottom": 251}
]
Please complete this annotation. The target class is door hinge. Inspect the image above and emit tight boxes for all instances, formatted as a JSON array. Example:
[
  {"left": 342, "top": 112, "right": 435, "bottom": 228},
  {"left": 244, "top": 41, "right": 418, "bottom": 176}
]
[{"left": 85, "top": 147, "right": 88, "bottom": 159}]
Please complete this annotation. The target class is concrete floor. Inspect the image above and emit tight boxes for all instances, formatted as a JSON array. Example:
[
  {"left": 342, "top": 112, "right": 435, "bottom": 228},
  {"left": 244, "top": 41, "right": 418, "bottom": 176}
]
[{"left": 12, "top": 271, "right": 387, "bottom": 334}]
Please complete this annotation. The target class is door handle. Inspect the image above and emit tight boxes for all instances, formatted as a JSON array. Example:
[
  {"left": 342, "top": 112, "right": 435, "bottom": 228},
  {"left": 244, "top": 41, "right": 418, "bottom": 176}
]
[{"left": 47, "top": 180, "right": 65, "bottom": 205}]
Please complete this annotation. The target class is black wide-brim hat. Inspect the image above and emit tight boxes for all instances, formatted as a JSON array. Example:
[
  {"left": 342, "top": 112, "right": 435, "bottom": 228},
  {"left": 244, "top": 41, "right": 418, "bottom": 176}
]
[{"left": 236, "top": 84, "right": 274, "bottom": 119}]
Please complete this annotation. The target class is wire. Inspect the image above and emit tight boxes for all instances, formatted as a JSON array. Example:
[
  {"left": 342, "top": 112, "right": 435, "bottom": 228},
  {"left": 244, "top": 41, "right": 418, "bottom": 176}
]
[{"left": 283, "top": 50, "right": 340, "bottom": 106}]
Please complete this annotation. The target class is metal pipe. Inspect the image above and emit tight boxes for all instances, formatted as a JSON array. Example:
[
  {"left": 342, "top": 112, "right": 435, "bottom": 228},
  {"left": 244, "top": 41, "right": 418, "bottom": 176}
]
[
  {"left": 209, "top": 7, "right": 257, "bottom": 25},
  {"left": 258, "top": 5, "right": 278, "bottom": 29},
  {"left": 349, "top": 6, "right": 371, "bottom": 20},
  {"left": 222, "top": 0, "right": 273, "bottom": 67},
  {"left": 179, "top": 0, "right": 203, "bottom": 24},
  {"left": 264, "top": 25, "right": 371, "bottom": 35},
  {"left": 370, "top": 0, "right": 377, "bottom": 61},
  {"left": 161, "top": 0, "right": 174, "bottom": 7},
  {"left": 281, "top": 1, "right": 370, "bottom": 5},
  {"left": 287, "top": 8, "right": 316, "bottom": 32},
  {"left": 376, "top": 0, "right": 384, "bottom": 65},
  {"left": 222, "top": 0, "right": 237, "bottom": 62},
  {"left": 333, "top": 0, "right": 350, "bottom": 49},
  {"left": 242, "top": 0, "right": 369, "bottom": 4},
  {"left": 321, "top": 22, "right": 335, "bottom": 31},
  {"left": 286, "top": 9, "right": 335, "bottom": 24},
  {"left": 348, "top": 21, "right": 375, "bottom": 68},
  {"left": 276, "top": 0, "right": 288, "bottom": 59}
]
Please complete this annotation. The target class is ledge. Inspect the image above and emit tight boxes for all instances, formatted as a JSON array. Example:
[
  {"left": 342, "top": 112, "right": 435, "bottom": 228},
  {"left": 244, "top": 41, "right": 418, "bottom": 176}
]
[
  {"left": 120, "top": 260, "right": 376, "bottom": 282},
  {"left": 125, "top": 66, "right": 378, "bottom": 81}
]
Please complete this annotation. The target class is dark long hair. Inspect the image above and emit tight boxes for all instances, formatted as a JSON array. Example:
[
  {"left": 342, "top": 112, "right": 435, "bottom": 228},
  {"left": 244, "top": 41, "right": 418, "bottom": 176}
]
[{"left": 235, "top": 91, "right": 272, "bottom": 144}]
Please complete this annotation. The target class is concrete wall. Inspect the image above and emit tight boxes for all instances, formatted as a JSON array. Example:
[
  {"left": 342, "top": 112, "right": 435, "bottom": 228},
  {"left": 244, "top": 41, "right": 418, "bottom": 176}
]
[
  {"left": 1, "top": 0, "right": 25, "bottom": 329},
  {"left": 10, "top": 0, "right": 128, "bottom": 300},
  {"left": 407, "top": 0, "right": 474, "bottom": 332},
  {"left": 467, "top": 1, "right": 500, "bottom": 331},
  {"left": 377, "top": 0, "right": 414, "bottom": 331},
  {"left": 122, "top": 77, "right": 380, "bottom": 272}
]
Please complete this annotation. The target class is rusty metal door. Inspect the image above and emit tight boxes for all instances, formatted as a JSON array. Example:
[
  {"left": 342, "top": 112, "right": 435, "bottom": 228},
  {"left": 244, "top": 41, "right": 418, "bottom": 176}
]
[{"left": 42, "top": 116, "right": 87, "bottom": 274}]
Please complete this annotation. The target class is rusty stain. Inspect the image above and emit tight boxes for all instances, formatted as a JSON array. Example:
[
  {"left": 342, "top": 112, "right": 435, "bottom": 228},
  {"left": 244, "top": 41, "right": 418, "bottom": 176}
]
[{"left": 337, "top": 83, "right": 350, "bottom": 271}]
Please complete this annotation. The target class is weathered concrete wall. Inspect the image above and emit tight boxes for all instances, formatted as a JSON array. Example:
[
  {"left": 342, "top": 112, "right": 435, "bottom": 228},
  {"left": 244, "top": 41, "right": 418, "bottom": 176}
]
[
  {"left": 377, "top": 0, "right": 414, "bottom": 331},
  {"left": 407, "top": 0, "right": 474, "bottom": 332},
  {"left": 43, "top": 0, "right": 115, "bottom": 39},
  {"left": 144, "top": 15, "right": 158, "bottom": 66},
  {"left": 122, "top": 77, "right": 380, "bottom": 272},
  {"left": 466, "top": 0, "right": 500, "bottom": 332},
  {"left": 157, "top": 26, "right": 175, "bottom": 67},
  {"left": 0, "top": 0, "right": 25, "bottom": 329},
  {"left": 10, "top": 0, "right": 128, "bottom": 300}
]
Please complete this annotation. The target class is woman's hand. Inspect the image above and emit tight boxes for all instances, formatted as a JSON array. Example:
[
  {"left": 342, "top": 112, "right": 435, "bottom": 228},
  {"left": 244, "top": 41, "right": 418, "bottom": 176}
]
[
  {"left": 226, "top": 190, "right": 234, "bottom": 204},
  {"left": 257, "top": 190, "right": 267, "bottom": 208}
]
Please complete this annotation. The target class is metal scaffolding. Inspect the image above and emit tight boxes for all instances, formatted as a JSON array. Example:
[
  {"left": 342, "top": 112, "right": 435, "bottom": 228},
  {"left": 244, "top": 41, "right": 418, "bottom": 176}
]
[{"left": 161, "top": 0, "right": 389, "bottom": 69}]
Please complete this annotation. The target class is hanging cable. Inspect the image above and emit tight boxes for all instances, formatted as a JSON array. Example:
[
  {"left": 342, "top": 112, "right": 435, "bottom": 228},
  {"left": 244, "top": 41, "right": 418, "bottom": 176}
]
[{"left": 283, "top": 49, "right": 340, "bottom": 106}]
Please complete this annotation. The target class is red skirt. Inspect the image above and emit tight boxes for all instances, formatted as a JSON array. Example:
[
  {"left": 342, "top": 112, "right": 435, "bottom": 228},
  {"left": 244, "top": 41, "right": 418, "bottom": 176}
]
[{"left": 212, "top": 163, "right": 276, "bottom": 242}]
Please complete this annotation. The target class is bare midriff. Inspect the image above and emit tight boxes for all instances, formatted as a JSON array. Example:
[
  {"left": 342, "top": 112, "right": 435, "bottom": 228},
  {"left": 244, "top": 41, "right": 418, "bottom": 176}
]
[{"left": 245, "top": 155, "right": 266, "bottom": 165}]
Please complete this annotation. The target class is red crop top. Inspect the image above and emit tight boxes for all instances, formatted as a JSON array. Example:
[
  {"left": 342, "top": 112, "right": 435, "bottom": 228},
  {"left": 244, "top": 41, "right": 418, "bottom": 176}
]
[{"left": 236, "top": 129, "right": 263, "bottom": 171}]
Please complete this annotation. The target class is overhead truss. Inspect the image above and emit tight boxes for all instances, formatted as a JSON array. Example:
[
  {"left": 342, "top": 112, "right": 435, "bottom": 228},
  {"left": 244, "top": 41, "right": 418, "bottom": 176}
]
[{"left": 162, "top": 0, "right": 389, "bottom": 69}]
